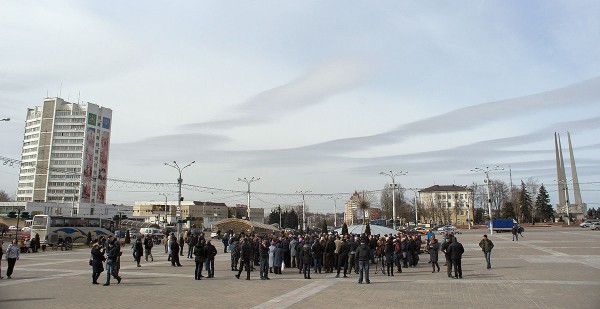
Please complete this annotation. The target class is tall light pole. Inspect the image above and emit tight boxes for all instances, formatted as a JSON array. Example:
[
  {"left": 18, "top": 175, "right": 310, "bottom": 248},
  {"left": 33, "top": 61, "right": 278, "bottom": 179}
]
[
  {"left": 237, "top": 177, "right": 260, "bottom": 221},
  {"left": 164, "top": 160, "right": 195, "bottom": 238},
  {"left": 380, "top": 170, "right": 407, "bottom": 230},
  {"left": 471, "top": 166, "right": 504, "bottom": 235},
  {"left": 329, "top": 195, "right": 342, "bottom": 227},
  {"left": 296, "top": 190, "right": 311, "bottom": 232},
  {"left": 555, "top": 179, "right": 571, "bottom": 225},
  {"left": 0, "top": 118, "right": 9, "bottom": 121},
  {"left": 159, "top": 192, "right": 171, "bottom": 228}
]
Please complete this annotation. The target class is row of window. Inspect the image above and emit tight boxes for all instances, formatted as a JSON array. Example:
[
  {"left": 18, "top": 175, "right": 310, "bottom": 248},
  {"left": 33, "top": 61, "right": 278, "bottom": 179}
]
[
  {"left": 51, "top": 160, "right": 81, "bottom": 165},
  {"left": 53, "top": 139, "right": 83, "bottom": 144},
  {"left": 46, "top": 196, "right": 77, "bottom": 202},
  {"left": 56, "top": 111, "right": 86, "bottom": 116},
  {"left": 26, "top": 119, "right": 41, "bottom": 125},
  {"left": 24, "top": 133, "right": 40, "bottom": 140},
  {"left": 25, "top": 127, "right": 40, "bottom": 133},
  {"left": 47, "top": 189, "right": 78, "bottom": 194},
  {"left": 52, "top": 145, "right": 83, "bottom": 151},
  {"left": 18, "top": 182, "right": 33, "bottom": 188},
  {"left": 52, "top": 153, "right": 82, "bottom": 158},
  {"left": 48, "top": 181, "right": 79, "bottom": 187},
  {"left": 17, "top": 189, "right": 33, "bottom": 195},
  {"left": 19, "top": 175, "right": 35, "bottom": 180},
  {"left": 55, "top": 118, "right": 85, "bottom": 123},
  {"left": 20, "top": 161, "right": 36, "bottom": 167},
  {"left": 23, "top": 147, "right": 37, "bottom": 153},
  {"left": 436, "top": 193, "right": 470, "bottom": 200},
  {"left": 54, "top": 125, "right": 85, "bottom": 130},
  {"left": 23, "top": 141, "right": 37, "bottom": 147},
  {"left": 22, "top": 154, "right": 37, "bottom": 160},
  {"left": 49, "top": 174, "right": 80, "bottom": 179},
  {"left": 20, "top": 168, "right": 35, "bottom": 174},
  {"left": 53, "top": 132, "right": 84, "bottom": 137}
]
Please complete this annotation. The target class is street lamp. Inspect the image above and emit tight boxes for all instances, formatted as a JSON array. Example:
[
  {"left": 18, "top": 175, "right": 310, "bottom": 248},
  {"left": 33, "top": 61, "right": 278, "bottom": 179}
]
[
  {"left": 159, "top": 192, "right": 171, "bottom": 228},
  {"left": 296, "top": 190, "right": 311, "bottom": 232},
  {"left": 164, "top": 160, "right": 195, "bottom": 238},
  {"left": 237, "top": 177, "right": 260, "bottom": 221},
  {"left": 329, "top": 195, "right": 342, "bottom": 227},
  {"left": 380, "top": 170, "right": 407, "bottom": 230},
  {"left": 471, "top": 165, "right": 504, "bottom": 235},
  {"left": 0, "top": 118, "right": 9, "bottom": 121}
]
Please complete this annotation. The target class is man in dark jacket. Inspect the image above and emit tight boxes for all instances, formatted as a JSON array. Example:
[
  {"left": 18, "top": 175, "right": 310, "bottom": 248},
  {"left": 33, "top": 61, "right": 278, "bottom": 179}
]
[
  {"left": 231, "top": 238, "right": 240, "bottom": 271},
  {"left": 441, "top": 236, "right": 452, "bottom": 278},
  {"left": 259, "top": 239, "right": 270, "bottom": 280},
  {"left": 356, "top": 237, "right": 371, "bottom": 284},
  {"left": 447, "top": 236, "right": 464, "bottom": 279},
  {"left": 170, "top": 235, "right": 182, "bottom": 267},
  {"left": 282, "top": 237, "right": 291, "bottom": 268},
  {"left": 302, "top": 240, "right": 312, "bottom": 279},
  {"left": 187, "top": 232, "right": 197, "bottom": 259},
  {"left": 134, "top": 236, "right": 143, "bottom": 267},
  {"left": 324, "top": 237, "right": 336, "bottom": 273},
  {"left": 236, "top": 237, "right": 254, "bottom": 280},
  {"left": 143, "top": 235, "right": 154, "bottom": 262},
  {"left": 479, "top": 234, "right": 494, "bottom": 269},
  {"left": 205, "top": 240, "right": 217, "bottom": 278},
  {"left": 311, "top": 238, "right": 324, "bottom": 274},
  {"left": 336, "top": 238, "right": 350, "bottom": 278},
  {"left": 348, "top": 237, "right": 359, "bottom": 274}
]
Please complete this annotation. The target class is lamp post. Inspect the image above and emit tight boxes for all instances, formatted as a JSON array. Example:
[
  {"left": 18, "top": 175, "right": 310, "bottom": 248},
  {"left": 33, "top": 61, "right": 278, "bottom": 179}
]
[
  {"left": 471, "top": 166, "right": 504, "bottom": 235},
  {"left": 237, "top": 177, "right": 260, "bottom": 221},
  {"left": 329, "top": 195, "right": 342, "bottom": 228},
  {"left": 296, "top": 190, "right": 311, "bottom": 232},
  {"left": 164, "top": 161, "right": 195, "bottom": 238},
  {"left": 380, "top": 170, "right": 407, "bottom": 230},
  {"left": 159, "top": 193, "right": 171, "bottom": 228},
  {"left": 0, "top": 118, "right": 9, "bottom": 121}
]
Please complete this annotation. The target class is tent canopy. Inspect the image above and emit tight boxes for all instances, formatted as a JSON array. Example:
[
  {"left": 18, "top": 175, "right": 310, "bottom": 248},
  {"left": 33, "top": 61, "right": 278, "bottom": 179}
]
[{"left": 213, "top": 218, "right": 280, "bottom": 236}]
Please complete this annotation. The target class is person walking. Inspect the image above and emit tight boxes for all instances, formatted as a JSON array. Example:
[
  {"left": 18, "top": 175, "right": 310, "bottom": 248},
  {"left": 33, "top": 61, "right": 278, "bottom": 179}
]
[
  {"left": 512, "top": 224, "right": 519, "bottom": 241},
  {"left": 479, "top": 234, "right": 494, "bottom": 269},
  {"left": 222, "top": 233, "right": 229, "bottom": 253},
  {"left": 428, "top": 236, "right": 440, "bottom": 273},
  {"left": 134, "top": 236, "right": 143, "bottom": 267},
  {"left": 259, "top": 239, "right": 270, "bottom": 280},
  {"left": 205, "top": 240, "right": 217, "bottom": 278},
  {"left": 144, "top": 234, "right": 154, "bottom": 262},
  {"left": 103, "top": 241, "right": 122, "bottom": 286},
  {"left": 90, "top": 243, "right": 104, "bottom": 284},
  {"left": 0, "top": 239, "right": 3, "bottom": 279},
  {"left": 6, "top": 239, "right": 20, "bottom": 279},
  {"left": 356, "top": 237, "right": 371, "bottom": 284},
  {"left": 447, "top": 236, "right": 464, "bottom": 279}
]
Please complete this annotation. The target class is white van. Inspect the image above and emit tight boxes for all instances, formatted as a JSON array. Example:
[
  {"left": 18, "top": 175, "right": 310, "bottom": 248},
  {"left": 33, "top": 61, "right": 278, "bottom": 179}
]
[{"left": 139, "top": 228, "right": 161, "bottom": 235}]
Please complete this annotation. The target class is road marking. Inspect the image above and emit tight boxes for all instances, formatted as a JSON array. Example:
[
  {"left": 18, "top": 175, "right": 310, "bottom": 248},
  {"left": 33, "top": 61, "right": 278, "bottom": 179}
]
[{"left": 251, "top": 278, "right": 338, "bottom": 309}]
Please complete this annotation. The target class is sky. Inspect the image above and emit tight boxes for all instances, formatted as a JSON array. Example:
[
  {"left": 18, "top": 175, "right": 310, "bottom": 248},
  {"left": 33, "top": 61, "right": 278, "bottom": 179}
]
[{"left": 1, "top": 1, "right": 599, "bottom": 214}]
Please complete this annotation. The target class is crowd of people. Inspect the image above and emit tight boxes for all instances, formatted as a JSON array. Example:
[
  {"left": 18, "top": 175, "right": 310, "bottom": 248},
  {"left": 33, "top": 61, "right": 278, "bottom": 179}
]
[{"left": 80, "top": 228, "right": 496, "bottom": 285}]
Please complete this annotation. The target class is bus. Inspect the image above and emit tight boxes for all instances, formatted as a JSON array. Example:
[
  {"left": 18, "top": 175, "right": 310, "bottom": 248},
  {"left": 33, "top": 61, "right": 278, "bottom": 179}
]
[{"left": 31, "top": 214, "right": 114, "bottom": 245}]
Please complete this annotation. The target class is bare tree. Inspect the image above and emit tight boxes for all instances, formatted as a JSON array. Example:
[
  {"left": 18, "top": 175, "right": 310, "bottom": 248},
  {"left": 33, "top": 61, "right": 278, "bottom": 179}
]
[
  {"left": 0, "top": 190, "right": 12, "bottom": 202},
  {"left": 379, "top": 183, "right": 406, "bottom": 221}
]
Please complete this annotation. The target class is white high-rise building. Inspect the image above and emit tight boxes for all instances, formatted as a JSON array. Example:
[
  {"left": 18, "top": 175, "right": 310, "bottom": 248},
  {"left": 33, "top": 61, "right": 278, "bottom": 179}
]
[{"left": 16, "top": 97, "right": 113, "bottom": 217}]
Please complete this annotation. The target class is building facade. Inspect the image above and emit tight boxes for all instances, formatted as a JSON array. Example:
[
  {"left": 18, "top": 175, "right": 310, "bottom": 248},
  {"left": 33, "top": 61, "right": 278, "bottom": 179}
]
[
  {"left": 16, "top": 98, "right": 112, "bottom": 217},
  {"left": 418, "top": 185, "right": 473, "bottom": 226}
]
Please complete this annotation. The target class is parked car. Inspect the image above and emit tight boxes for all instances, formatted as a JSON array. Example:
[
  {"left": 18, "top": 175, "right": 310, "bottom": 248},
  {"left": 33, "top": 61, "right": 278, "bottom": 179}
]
[
  {"left": 580, "top": 221, "right": 594, "bottom": 228},
  {"left": 8, "top": 225, "right": 17, "bottom": 231},
  {"left": 590, "top": 222, "right": 600, "bottom": 230},
  {"left": 210, "top": 231, "right": 218, "bottom": 238},
  {"left": 114, "top": 230, "right": 126, "bottom": 238}
]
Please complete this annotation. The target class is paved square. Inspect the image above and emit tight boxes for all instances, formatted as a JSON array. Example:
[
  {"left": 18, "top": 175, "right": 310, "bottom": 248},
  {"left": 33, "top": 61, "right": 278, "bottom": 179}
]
[{"left": 1, "top": 227, "right": 599, "bottom": 309}]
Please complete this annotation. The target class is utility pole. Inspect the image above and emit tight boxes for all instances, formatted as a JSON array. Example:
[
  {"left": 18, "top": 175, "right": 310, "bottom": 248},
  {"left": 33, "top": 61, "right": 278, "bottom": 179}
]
[
  {"left": 380, "top": 170, "right": 407, "bottom": 230},
  {"left": 296, "top": 190, "right": 311, "bottom": 232},
  {"left": 237, "top": 177, "right": 260, "bottom": 221},
  {"left": 472, "top": 166, "right": 504, "bottom": 235},
  {"left": 164, "top": 160, "right": 195, "bottom": 238},
  {"left": 278, "top": 205, "right": 282, "bottom": 229},
  {"left": 159, "top": 193, "right": 171, "bottom": 228}
]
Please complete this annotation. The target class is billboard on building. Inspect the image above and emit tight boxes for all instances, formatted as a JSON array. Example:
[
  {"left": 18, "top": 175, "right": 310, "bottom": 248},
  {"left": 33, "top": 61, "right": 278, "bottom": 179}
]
[
  {"left": 97, "top": 130, "right": 110, "bottom": 204},
  {"left": 81, "top": 126, "right": 96, "bottom": 203}
]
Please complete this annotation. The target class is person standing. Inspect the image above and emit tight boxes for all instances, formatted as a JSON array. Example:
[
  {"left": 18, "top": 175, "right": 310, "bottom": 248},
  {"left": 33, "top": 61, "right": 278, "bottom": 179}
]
[
  {"left": 356, "top": 237, "right": 371, "bottom": 284},
  {"left": 348, "top": 237, "right": 359, "bottom": 274},
  {"left": 282, "top": 236, "right": 291, "bottom": 269},
  {"left": 447, "top": 236, "right": 464, "bottom": 279},
  {"left": 441, "top": 236, "right": 453, "bottom": 278},
  {"left": 512, "top": 224, "right": 519, "bottom": 241},
  {"left": 384, "top": 237, "right": 395, "bottom": 276},
  {"left": 179, "top": 234, "right": 185, "bottom": 256},
  {"left": 222, "top": 233, "right": 229, "bottom": 253},
  {"left": 273, "top": 241, "right": 284, "bottom": 274},
  {"left": 428, "top": 236, "right": 440, "bottom": 273},
  {"left": 259, "top": 239, "right": 270, "bottom": 280},
  {"left": 0, "top": 239, "right": 4, "bottom": 279},
  {"left": 170, "top": 235, "right": 182, "bottom": 267},
  {"left": 90, "top": 243, "right": 104, "bottom": 284},
  {"left": 205, "top": 240, "right": 217, "bottom": 278},
  {"left": 103, "top": 242, "right": 122, "bottom": 286},
  {"left": 311, "top": 237, "right": 324, "bottom": 274},
  {"left": 289, "top": 236, "right": 298, "bottom": 268},
  {"left": 335, "top": 238, "right": 350, "bottom": 278},
  {"left": 302, "top": 240, "right": 312, "bottom": 279},
  {"left": 6, "top": 239, "right": 20, "bottom": 279},
  {"left": 187, "top": 232, "right": 197, "bottom": 259},
  {"left": 236, "top": 237, "right": 253, "bottom": 280},
  {"left": 478, "top": 234, "right": 494, "bottom": 269},
  {"left": 193, "top": 240, "right": 206, "bottom": 280}
]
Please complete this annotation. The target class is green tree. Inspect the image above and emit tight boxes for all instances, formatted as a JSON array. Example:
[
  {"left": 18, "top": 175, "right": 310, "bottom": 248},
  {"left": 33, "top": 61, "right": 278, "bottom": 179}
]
[
  {"left": 474, "top": 208, "right": 484, "bottom": 224},
  {"left": 321, "top": 220, "right": 328, "bottom": 234},
  {"left": 355, "top": 191, "right": 374, "bottom": 225},
  {"left": 534, "top": 184, "right": 553, "bottom": 222},
  {"left": 342, "top": 222, "right": 348, "bottom": 235},
  {"left": 500, "top": 201, "right": 516, "bottom": 219},
  {"left": 518, "top": 181, "right": 533, "bottom": 223}
]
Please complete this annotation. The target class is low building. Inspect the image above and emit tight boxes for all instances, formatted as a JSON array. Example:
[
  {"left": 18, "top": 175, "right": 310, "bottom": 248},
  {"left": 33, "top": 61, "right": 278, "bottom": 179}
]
[{"left": 418, "top": 185, "right": 474, "bottom": 226}]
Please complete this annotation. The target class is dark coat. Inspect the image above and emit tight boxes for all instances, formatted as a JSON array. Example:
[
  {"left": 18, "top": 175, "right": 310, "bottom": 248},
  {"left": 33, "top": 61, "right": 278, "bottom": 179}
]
[
  {"left": 338, "top": 241, "right": 350, "bottom": 258},
  {"left": 357, "top": 242, "right": 371, "bottom": 261},
  {"left": 273, "top": 243, "right": 283, "bottom": 266},
  {"left": 194, "top": 244, "right": 206, "bottom": 262},
  {"left": 91, "top": 247, "right": 104, "bottom": 273},
  {"left": 302, "top": 244, "right": 312, "bottom": 264},
  {"left": 428, "top": 240, "right": 440, "bottom": 263},
  {"left": 447, "top": 240, "right": 464, "bottom": 260},
  {"left": 205, "top": 243, "right": 217, "bottom": 259},
  {"left": 311, "top": 241, "right": 324, "bottom": 257},
  {"left": 240, "top": 240, "right": 254, "bottom": 261}
]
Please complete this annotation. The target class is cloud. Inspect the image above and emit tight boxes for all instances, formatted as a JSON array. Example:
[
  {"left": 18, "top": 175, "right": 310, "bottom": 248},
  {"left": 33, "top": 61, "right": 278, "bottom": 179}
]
[{"left": 182, "top": 57, "right": 376, "bottom": 130}]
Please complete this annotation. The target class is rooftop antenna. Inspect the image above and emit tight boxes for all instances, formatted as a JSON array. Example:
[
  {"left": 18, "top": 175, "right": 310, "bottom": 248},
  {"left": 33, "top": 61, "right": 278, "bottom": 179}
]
[
  {"left": 59, "top": 81, "right": 62, "bottom": 98},
  {"left": 46, "top": 90, "right": 49, "bottom": 98},
  {"left": 78, "top": 91, "right": 81, "bottom": 104}
]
